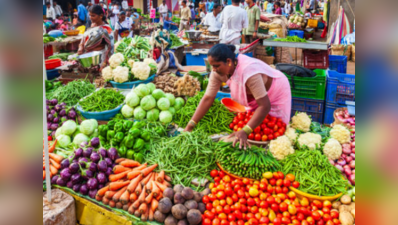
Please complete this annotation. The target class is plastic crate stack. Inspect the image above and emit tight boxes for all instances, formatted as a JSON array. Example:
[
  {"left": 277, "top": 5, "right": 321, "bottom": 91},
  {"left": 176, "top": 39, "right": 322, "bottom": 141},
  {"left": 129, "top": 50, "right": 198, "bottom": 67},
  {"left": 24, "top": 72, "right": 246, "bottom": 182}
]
[
  {"left": 324, "top": 70, "right": 355, "bottom": 124},
  {"left": 285, "top": 69, "right": 327, "bottom": 123}
]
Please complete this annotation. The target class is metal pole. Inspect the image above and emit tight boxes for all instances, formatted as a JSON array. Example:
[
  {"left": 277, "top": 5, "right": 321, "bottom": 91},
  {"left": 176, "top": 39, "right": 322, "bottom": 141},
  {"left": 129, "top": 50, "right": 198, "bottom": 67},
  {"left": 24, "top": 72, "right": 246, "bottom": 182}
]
[{"left": 43, "top": 52, "right": 52, "bottom": 202}]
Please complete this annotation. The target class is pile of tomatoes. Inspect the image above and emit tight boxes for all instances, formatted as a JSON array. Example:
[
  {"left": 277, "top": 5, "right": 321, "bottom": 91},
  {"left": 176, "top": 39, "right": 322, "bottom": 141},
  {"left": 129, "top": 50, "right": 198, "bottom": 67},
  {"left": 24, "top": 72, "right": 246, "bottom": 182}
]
[
  {"left": 202, "top": 170, "right": 341, "bottom": 225},
  {"left": 229, "top": 113, "right": 287, "bottom": 142}
]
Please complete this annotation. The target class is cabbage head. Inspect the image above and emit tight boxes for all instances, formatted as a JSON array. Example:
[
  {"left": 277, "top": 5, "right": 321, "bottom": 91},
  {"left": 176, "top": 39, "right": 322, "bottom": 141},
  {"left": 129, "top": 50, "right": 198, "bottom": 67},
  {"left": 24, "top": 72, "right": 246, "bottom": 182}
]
[
  {"left": 134, "top": 84, "right": 150, "bottom": 97},
  {"left": 146, "top": 83, "right": 156, "bottom": 93},
  {"left": 157, "top": 97, "right": 170, "bottom": 111},
  {"left": 80, "top": 120, "right": 96, "bottom": 136},
  {"left": 72, "top": 125, "right": 81, "bottom": 138},
  {"left": 141, "top": 95, "right": 157, "bottom": 111},
  {"left": 73, "top": 133, "right": 89, "bottom": 146},
  {"left": 147, "top": 108, "right": 160, "bottom": 121},
  {"left": 168, "top": 107, "right": 176, "bottom": 115},
  {"left": 134, "top": 107, "right": 147, "bottom": 120},
  {"left": 165, "top": 93, "right": 176, "bottom": 106},
  {"left": 126, "top": 92, "right": 140, "bottom": 107},
  {"left": 174, "top": 97, "right": 185, "bottom": 111},
  {"left": 90, "top": 119, "right": 98, "bottom": 129},
  {"left": 61, "top": 120, "right": 77, "bottom": 136},
  {"left": 57, "top": 135, "right": 71, "bottom": 148},
  {"left": 55, "top": 128, "right": 63, "bottom": 138},
  {"left": 152, "top": 89, "right": 165, "bottom": 100},
  {"left": 159, "top": 111, "right": 173, "bottom": 123},
  {"left": 122, "top": 105, "right": 134, "bottom": 118}
]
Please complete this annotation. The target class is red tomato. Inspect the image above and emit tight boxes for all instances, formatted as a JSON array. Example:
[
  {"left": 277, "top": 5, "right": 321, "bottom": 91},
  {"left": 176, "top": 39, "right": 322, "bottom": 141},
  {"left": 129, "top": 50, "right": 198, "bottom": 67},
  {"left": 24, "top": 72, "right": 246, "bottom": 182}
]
[
  {"left": 273, "top": 217, "right": 282, "bottom": 225},
  {"left": 282, "top": 187, "right": 289, "bottom": 194},
  {"left": 275, "top": 186, "right": 282, "bottom": 194},
  {"left": 254, "top": 126, "right": 261, "bottom": 134},
  {"left": 268, "top": 134, "right": 274, "bottom": 140},
  {"left": 230, "top": 221, "right": 237, "bottom": 225},
  {"left": 283, "top": 179, "right": 291, "bottom": 187},
  {"left": 323, "top": 214, "right": 332, "bottom": 221},
  {"left": 330, "top": 211, "right": 339, "bottom": 219},
  {"left": 210, "top": 170, "right": 219, "bottom": 178},
  {"left": 263, "top": 127, "right": 271, "bottom": 135},
  {"left": 220, "top": 219, "right": 229, "bottom": 225},
  {"left": 326, "top": 221, "right": 335, "bottom": 225},
  {"left": 205, "top": 211, "right": 216, "bottom": 219},
  {"left": 332, "top": 218, "right": 341, "bottom": 224},
  {"left": 278, "top": 128, "right": 286, "bottom": 134},
  {"left": 224, "top": 205, "right": 231, "bottom": 214},
  {"left": 219, "top": 171, "right": 225, "bottom": 178},
  {"left": 279, "top": 202, "right": 288, "bottom": 212},
  {"left": 311, "top": 211, "right": 321, "bottom": 221},
  {"left": 259, "top": 201, "right": 268, "bottom": 209},
  {"left": 259, "top": 216, "right": 269, "bottom": 224},
  {"left": 239, "top": 198, "right": 247, "bottom": 205},
  {"left": 203, "top": 196, "right": 210, "bottom": 204},
  {"left": 208, "top": 194, "right": 217, "bottom": 202},
  {"left": 233, "top": 119, "right": 238, "bottom": 125},
  {"left": 276, "top": 179, "right": 283, "bottom": 187},
  {"left": 269, "top": 178, "right": 276, "bottom": 186},
  {"left": 313, "top": 200, "right": 323, "bottom": 209},
  {"left": 316, "top": 220, "right": 325, "bottom": 225},
  {"left": 281, "top": 217, "right": 291, "bottom": 224},
  {"left": 274, "top": 132, "right": 281, "bottom": 137},
  {"left": 203, "top": 218, "right": 212, "bottom": 225},
  {"left": 266, "top": 196, "right": 275, "bottom": 205},
  {"left": 228, "top": 214, "right": 236, "bottom": 222},
  {"left": 301, "top": 221, "right": 309, "bottom": 225},
  {"left": 225, "top": 187, "right": 233, "bottom": 196},
  {"left": 231, "top": 193, "right": 238, "bottom": 202},
  {"left": 271, "top": 203, "right": 279, "bottom": 212},
  {"left": 237, "top": 189, "right": 245, "bottom": 198},
  {"left": 237, "top": 220, "right": 244, "bottom": 225},
  {"left": 234, "top": 210, "right": 243, "bottom": 220},
  {"left": 237, "top": 121, "right": 244, "bottom": 128},
  {"left": 247, "top": 198, "right": 255, "bottom": 206},
  {"left": 219, "top": 213, "right": 227, "bottom": 220},
  {"left": 261, "top": 124, "right": 267, "bottom": 130},
  {"left": 250, "top": 206, "right": 259, "bottom": 214},
  {"left": 293, "top": 181, "right": 300, "bottom": 188},
  {"left": 248, "top": 218, "right": 259, "bottom": 225},
  {"left": 323, "top": 201, "right": 332, "bottom": 209},
  {"left": 322, "top": 207, "right": 331, "bottom": 214},
  {"left": 267, "top": 185, "right": 274, "bottom": 194},
  {"left": 267, "top": 122, "right": 276, "bottom": 128},
  {"left": 261, "top": 135, "right": 268, "bottom": 142},
  {"left": 297, "top": 213, "right": 305, "bottom": 221},
  {"left": 241, "top": 205, "right": 248, "bottom": 213},
  {"left": 255, "top": 134, "right": 262, "bottom": 141},
  {"left": 212, "top": 218, "right": 220, "bottom": 225},
  {"left": 229, "top": 123, "right": 234, "bottom": 129},
  {"left": 217, "top": 191, "right": 226, "bottom": 200},
  {"left": 216, "top": 205, "right": 224, "bottom": 213},
  {"left": 234, "top": 203, "right": 241, "bottom": 211},
  {"left": 248, "top": 133, "right": 254, "bottom": 140},
  {"left": 306, "top": 216, "right": 315, "bottom": 225},
  {"left": 262, "top": 118, "right": 269, "bottom": 124}
]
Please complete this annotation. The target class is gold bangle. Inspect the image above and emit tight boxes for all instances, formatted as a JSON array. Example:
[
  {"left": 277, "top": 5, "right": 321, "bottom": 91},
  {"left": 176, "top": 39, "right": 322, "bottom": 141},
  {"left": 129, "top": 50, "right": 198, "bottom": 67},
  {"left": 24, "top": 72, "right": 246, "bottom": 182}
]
[
  {"left": 242, "top": 125, "right": 253, "bottom": 135},
  {"left": 190, "top": 120, "right": 197, "bottom": 125},
  {"left": 189, "top": 120, "right": 197, "bottom": 127}
]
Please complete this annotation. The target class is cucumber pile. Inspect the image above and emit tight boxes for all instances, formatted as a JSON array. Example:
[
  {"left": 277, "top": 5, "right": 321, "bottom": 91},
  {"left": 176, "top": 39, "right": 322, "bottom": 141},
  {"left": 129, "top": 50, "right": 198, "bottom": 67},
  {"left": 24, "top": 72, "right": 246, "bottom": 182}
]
[{"left": 216, "top": 142, "right": 281, "bottom": 180}]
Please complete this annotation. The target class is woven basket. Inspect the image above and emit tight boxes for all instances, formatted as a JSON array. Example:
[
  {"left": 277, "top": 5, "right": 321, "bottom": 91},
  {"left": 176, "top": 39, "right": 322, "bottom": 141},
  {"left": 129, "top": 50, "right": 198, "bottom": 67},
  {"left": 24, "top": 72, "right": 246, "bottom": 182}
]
[
  {"left": 64, "top": 30, "right": 80, "bottom": 36},
  {"left": 351, "top": 45, "right": 355, "bottom": 62}
]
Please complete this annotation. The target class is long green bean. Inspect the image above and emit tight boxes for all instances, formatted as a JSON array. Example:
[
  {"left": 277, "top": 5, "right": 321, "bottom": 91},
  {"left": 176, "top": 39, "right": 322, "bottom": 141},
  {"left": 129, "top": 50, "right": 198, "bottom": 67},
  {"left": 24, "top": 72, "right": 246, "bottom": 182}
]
[
  {"left": 46, "top": 79, "right": 95, "bottom": 106},
  {"left": 79, "top": 88, "right": 125, "bottom": 112}
]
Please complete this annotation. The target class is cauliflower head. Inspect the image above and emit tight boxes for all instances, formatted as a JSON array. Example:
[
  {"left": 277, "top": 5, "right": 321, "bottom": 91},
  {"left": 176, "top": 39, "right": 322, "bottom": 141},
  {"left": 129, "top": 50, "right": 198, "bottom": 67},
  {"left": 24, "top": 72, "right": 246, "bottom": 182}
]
[
  {"left": 285, "top": 126, "right": 298, "bottom": 144},
  {"left": 114, "top": 41, "right": 122, "bottom": 52},
  {"left": 102, "top": 66, "right": 114, "bottom": 81},
  {"left": 269, "top": 136, "right": 295, "bottom": 160},
  {"left": 131, "top": 62, "right": 151, "bottom": 80},
  {"left": 113, "top": 66, "right": 129, "bottom": 83},
  {"left": 297, "top": 132, "right": 322, "bottom": 150},
  {"left": 291, "top": 112, "right": 312, "bottom": 132},
  {"left": 330, "top": 124, "right": 350, "bottom": 144},
  {"left": 127, "top": 59, "right": 135, "bottom": 68},
  {"left": 323, "top": 138, "right": 342, "bottom": 160},
  {"left": 109, "top": 53, "right": 125, "bottom": 68},
  {"left": 143, "top": 58, "right": 157, "bottom": 65}
]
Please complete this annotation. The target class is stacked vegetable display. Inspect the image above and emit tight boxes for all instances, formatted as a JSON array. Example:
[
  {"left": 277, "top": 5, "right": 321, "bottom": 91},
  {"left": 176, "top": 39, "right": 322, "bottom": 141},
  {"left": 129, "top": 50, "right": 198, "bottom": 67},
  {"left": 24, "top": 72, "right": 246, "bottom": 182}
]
[
  {"left": 53, "top": 145, "right": 120, "bottom": 199},
  {"left": 332, "top": 188, "right": 355, "bottom": 225},
  {"left": 216, "top": 142, "right": 281, "bottom": 180},
  {"left": 334, "top": 109, "right": 355, "bottom": 128},
  {"left": 46, "top": 79, "right": 96, "bottom": 106},
  {"left": 78, "top": 88, "right": 125, "bottom": 112},
  {"left": 43, "top": 140, "right": 63, "bottom": 180},
  {"left": 122, "top": 83, "right": 185, "bottom": 123},
  {"left": 46, "top": 99, "right": 77, "bottom": 134},
  {"left": 54, "top": 120, "right": 99, "bottom": 148},
  {"left": 230, "top": 113, "right": 287, "bottom": 142}
]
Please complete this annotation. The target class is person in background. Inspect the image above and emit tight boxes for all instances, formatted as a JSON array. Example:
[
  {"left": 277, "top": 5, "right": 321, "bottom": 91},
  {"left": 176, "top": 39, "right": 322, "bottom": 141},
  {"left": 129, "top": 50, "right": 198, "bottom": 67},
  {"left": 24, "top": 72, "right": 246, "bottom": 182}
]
[
  {"left": 179, "top": 1, "right": 192, "bottom": 30},
  {"left": 266, "top": 0, "right": 274, "bottom": 13},
  {"left": 86, "top": 2, "right": 93, "bottom": 11},
  {"left": 219, "top": 0, "right": 248, "bottom": 44},
  {"left": 46, "top": 2, "right": 56, "bottom": 21},
  {"left": 223, "top": 0, "right": 227, "bottom": 7},
  {"left": 239, "top": 0, "right": 245, "bottom": 9},
  {"left": 284, "top": 0, "right": 291, "bottom": 15},
  {"left": 111, "top": 2, "right": 121, "bottom": 29},
  {"left": 55, "top": 15, "right": 63, "bottom": 25},
  {"left": 203, "top": 3, "right": 222, "bottom": 35},
  {"left": 122, "top": 0, "right": 129, "bottom": 11},
  {"left": 199, "top": 9, "right": 206, "bottom": 21},
  {"left": 189, "top": 0, "right": 195, "bottom": 8},
  {"left": 179, "top": 0, "right": 184, "bottom": 9},
  {"left": 108, "top": 2, "right": 113, "bottom": 11},
  {"left": 274, "top": 2, "right": 282, "bottom": 14},
  {"left": 162, "top": 15, "right": 178, "bottom": 30},
  {"left": 53, "top": 1, "right": 63, "bottom": 17},
  {"left": 307, "top": 0, "right": 317, "bottom": 12},
  {"left": 99, "top": 1, "right": 108, "bottom": 17},
  {"left": 207, "top": 0, "right": 215, "bottom": 12},
  {"left": 60, "top": 20, "right": 70, "bottom": 31},
  {"left": 190, "top": 5, "right": 196, "bottom": 24},
  {"left": 243, "top": 0, "right": 260, "bottom": 43},
  {"left": 68, "top": 2, "right": 73, "bottom": 15},
  {"left": 114, "top": 11, "right": 133, "bottom": 42},
  {"left": 72, "top": 13, "right": 78, "bottom": 26},
  {"left": 199, "top": 0, "right": 207, "bottom": 13},
  {"left": 77, "top": 0, "right": 88, "bottom": 24},
  {"left": 304, "top": 8, "right": 312, "bottom": 18},
  {"left": 263, "top": 0, "right": 268, "bottom": 11},
  {"left": 159, "top": 0, "right": 169, "bottom": 19}
]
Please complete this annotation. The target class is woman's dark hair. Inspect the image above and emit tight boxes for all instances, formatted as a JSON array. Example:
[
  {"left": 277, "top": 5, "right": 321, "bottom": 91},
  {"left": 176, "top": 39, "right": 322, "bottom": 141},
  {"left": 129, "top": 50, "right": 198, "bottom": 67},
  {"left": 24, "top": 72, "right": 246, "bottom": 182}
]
[
  {"left": 90, "top": 5, "right": 107, "bottom": 23},
  {"left": 120, "top": 11, "right": 126, "bottom": 15},
  {"left": 208, "top": 44, "right": 236, "bottom": 63},
  {"left": 275, "top": 2, "right": 281, "bottom": 7}
]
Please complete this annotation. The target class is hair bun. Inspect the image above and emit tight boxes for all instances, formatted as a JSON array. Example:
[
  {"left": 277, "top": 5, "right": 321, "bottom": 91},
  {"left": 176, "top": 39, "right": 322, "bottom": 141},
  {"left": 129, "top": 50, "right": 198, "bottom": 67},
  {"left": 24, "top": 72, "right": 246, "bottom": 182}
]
[{"left": 226, "top": 45, "right": 236, "bottom": 53}]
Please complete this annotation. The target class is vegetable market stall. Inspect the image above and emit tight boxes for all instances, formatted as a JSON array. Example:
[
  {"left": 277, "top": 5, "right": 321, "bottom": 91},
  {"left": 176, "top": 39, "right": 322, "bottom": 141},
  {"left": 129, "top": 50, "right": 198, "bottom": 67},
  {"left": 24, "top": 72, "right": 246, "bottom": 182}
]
[{"left": 44, "top": 35, "right": 83, "bottom": 55}]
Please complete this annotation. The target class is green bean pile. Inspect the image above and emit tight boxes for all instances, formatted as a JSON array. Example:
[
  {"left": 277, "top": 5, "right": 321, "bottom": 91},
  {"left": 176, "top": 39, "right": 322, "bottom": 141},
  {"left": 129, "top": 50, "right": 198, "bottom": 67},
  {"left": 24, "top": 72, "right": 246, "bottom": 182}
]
[
  {"left": 146, "top": 130, "right": 217, "bottom": 191},
  {"left": 79, "top": 88, "right": 125, "bottom": 112},
  {"left": 280, "top": 150, "right": 350, "bottom": 196},
  {"left": 174, "top": 92, "right": 235, "bottom": 134},
  {"left": 274, "top": 36, "right": 307, "bottom": 43},
  {"left": 46, "top": 79, "right": 95, "bottom": 106},
  {"left": 216, "top": 142, "right": 281, "bottom": 180}
]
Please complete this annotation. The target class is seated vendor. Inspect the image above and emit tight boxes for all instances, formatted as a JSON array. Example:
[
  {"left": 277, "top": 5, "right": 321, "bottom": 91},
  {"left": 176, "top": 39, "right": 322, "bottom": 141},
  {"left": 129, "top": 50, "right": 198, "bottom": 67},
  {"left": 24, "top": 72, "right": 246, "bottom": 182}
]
[
  {"left": 78, "top": 5, "right": 113, "bottom": 70},
  {"left": 162, "top": 15, "right": 177, "bottom": 30},
  {"left": 202, "top": 3, "right": 222, "bottom": 35}
]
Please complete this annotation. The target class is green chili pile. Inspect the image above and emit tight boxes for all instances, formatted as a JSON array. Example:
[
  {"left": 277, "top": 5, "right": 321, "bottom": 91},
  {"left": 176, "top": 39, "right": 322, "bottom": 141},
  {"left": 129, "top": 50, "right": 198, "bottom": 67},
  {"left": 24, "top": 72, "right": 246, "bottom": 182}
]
[
  {"left": 216, "top": 142, "right": 281, "bottom": 180},
  {"left": 280, "top": 150, "right": 350, "bottom": 196},
  {"left": 79, "top": 88, "right": 125, "bottom": 112},
  {"left": 146, "top": 130, "right": 217, "bottom": 191},
  {"left": 274, "top": 36, "right": 307, "bottom": 43},
  {"left": 174, "top": 92, "right": 235, "bottom": 134},
  {"left": 46, "top": 79, "right": 95, "bottom": 106}
]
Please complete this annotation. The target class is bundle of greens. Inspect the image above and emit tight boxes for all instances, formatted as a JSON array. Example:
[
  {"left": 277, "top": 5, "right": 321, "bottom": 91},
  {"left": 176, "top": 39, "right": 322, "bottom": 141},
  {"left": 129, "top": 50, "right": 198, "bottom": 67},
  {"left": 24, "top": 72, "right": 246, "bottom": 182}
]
[
  {"left": 274, "top": 36, "right": 307, "bottom": 43},
  {"left": 48, "top": 53, "right": 72, "bottom": 61},
  {"left": 78, "top": 88, "right": 125, "bottom": 112},
  {"left": 170, "top": 33, "right": 184, "bottom": 48},
  {"left": 46, "top": 79, "right": 95, "bottom": 106},
  {"left": 43, "top": 34, "right": 55, "bottom": 43}
]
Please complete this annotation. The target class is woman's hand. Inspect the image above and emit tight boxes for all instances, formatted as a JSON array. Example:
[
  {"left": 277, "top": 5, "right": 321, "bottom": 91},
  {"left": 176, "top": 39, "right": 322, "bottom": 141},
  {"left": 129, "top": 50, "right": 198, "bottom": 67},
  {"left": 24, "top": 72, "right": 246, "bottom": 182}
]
[
  {"left": 183, "top": 124, "right": 194, "bottom": 132},
  {"left": 77, "top": 47, "right": 84, "bottom": 55},
  {"left": 229, "top": 130, "right": 251, "bottom": 150}
]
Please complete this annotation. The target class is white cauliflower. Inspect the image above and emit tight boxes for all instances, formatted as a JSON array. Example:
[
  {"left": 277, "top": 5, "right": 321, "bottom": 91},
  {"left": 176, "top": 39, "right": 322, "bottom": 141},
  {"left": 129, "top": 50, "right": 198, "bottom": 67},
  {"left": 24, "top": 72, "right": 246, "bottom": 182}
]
[
  {"left": 131, "top": 62, "right": 151, "bottom": 80},
  {"left": 323, "top": 138, "right": 342, "bottom": 160},
  {"left": 113, "top": 66, "right": 129, "bottom": 83},
  {"left": 297, "top": 132, "right": 322, "bottom": 150},
  {"left": 127, "top": 59, "right": 135, "bottom": 68},
  {"left": 109, "top": 53, "right": 125, "bottom": 68},
  {"left": 101, "top": 66, "right": 114, "bottom": 81},
  {"left": 284, "top": 126, "right": 298, "bottom": 144},
  {"left": 330, "top": 124, "right": 351, "bottom": 144},
  {"left": 291, "top": 112, "right": 312, "bottom": 132},
  {"left": 269, "top": 136, "right": 295, "bottom": 160},
  {"left": 143, "top": 58, "right": 157, "bottom": 65},
  {"left": 114, "top": 41, "right": 122, "bottom": 52}
]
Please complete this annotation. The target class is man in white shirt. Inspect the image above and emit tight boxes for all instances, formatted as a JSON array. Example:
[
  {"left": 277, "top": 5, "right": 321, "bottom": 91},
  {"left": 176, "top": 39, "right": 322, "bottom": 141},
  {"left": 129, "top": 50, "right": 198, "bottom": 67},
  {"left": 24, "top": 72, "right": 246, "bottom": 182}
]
[
  {"left": 159, "top": 0, "right": 168, "bottom": 19},
  {"left": 46, "top": 2, "right": 56, "bottom": 21},
  {"left": 203, "top": 4, "right": 222, "bottom": 35},
  {"left": 122, "top": 0, "right": 129, "bottom": 11},
  {"left": 53, "top": 1, "right": 63, "bottom": 17},
  {"left": 219, "top": 0, "right": 248, "bottom": 44},
  {"left": 284, "top": 1, "right": 291, "bottom": 15}
]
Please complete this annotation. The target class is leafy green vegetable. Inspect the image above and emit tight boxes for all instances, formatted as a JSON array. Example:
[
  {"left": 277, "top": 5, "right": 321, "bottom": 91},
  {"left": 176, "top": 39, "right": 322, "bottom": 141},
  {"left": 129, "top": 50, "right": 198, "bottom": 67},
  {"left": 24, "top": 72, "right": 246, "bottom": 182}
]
[
  {"left": 46, "top": 79, "right": 95, "bottom": 106},
  {"left": 274, "top": 36, "right": 307, "bottom": 43}
]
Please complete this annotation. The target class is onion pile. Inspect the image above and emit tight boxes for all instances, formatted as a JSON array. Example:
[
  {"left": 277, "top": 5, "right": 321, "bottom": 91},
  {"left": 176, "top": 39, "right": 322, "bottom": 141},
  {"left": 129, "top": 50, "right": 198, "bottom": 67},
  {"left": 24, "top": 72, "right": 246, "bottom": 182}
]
[
  {"left": 335, "top": 109, "right": 355, "bottom": 128},
  {"left": 329, "top": 129, "right": 355, "bottom": 185},
  {"left": 46, "top": 99, "right": 77, "bottom": 134}
]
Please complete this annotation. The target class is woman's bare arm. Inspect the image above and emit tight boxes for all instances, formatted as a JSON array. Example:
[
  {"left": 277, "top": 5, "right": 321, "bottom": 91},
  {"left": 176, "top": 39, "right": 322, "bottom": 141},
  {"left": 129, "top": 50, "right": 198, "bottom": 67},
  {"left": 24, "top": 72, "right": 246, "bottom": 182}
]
[{"left": 184, "top": 94, "right": 216, "bottom": 131}]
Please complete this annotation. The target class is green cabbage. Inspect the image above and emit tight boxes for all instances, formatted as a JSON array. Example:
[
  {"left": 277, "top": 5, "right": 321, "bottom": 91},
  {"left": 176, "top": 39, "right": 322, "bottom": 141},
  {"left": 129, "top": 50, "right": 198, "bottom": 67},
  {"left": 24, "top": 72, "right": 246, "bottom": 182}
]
[
  {"left": 80, "top": 120, "right": 96, "bottom": 136},
  {"left": 134, "top": 106, "right": 147, "bottom": 120},
  {"left": 168, "top": 107, "right": 176, "bottom": 115},
  {"left": 61, "top": 120, "right": 77, "bottom": 136},
  {"left": 73, "top": 133, "right": 89, "bottom": 146},
  {"left": 147, "top": 108, "right": 160, "bottom": 121},
  {"left": 122, "top": 105, "right": 134, "bottom": 118},
  {"left": 146, "top": 83, "right": 156, "bottom": 93},
  {"left": 134, "top": 84, "right": 150, "bottom": 97},
  {"left": 55, "top": 128, "right": 63, "bottom": 138},
  {"left": 159, "top": 111, "right": 173, "bottom": 123},
  {"left": 152, "top": 89, "right": 165, "bottom": 100},
  {"left": 174, "top": 97, "right": 185, "bottom": 111},
  {"left": 126, "top": 92, "right": 140, "bottom": 107},
  {"left": 141, "top": 95, "right": 157, "bottom": 111},
  {"left": 157, "top": 97, "right": 170, "bottom": 111},
  {"left": 165, "top": 93, "right": 176, "bottom": 106},
  {"left": 56, "top": 135, "right": 71, "bottom": 148},
  {"left": 90, "top": 119, "right": 98, "bottom": 130},
  {"left": 72, "top": 125, "right": 81, "bottom": 138}
]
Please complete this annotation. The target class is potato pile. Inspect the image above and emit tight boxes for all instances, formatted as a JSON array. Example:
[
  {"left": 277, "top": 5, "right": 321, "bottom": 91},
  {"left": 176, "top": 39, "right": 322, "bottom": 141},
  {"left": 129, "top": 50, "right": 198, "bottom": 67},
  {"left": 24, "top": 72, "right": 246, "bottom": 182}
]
[
  {"left": 154, "top": 184, "right": 210, "bottom": 225},
  {"left": 333, "top": 194, "right": 355, "bottom": 225}
]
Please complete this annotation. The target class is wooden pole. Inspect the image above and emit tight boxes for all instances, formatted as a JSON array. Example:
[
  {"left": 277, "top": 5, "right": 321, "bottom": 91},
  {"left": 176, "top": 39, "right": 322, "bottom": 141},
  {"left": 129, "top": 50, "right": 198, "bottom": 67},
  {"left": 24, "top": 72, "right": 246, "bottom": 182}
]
[{"left": 43, "top": 53, "right": 52, "bottom": 202}]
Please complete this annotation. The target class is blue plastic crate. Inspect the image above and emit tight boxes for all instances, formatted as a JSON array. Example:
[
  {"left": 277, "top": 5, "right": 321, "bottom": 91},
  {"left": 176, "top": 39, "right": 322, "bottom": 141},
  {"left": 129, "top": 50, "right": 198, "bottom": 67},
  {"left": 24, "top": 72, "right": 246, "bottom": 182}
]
[
  {"left": 326, "top": 70, "right": 355, "bottom": 105},
  {"left": 186, "top": 52, "right": 207, "bottom": 66},
  {"left": 216, "top": 91, "right": 231, "bottom": 101},
  {"left": 110, "top": 75, "right": 155, "bottom": 89},
  {"left": 46, "top": 69, "right": 60, "bottom": 80},
  {"left": 329, "top": 55, "right": 347, "bottom": 73},
  {"left": 324, "top": 102, "right": 347, "bottom": 125},
  {"left": 291, "top": 97, "right": 325, "bottom": 123},
  {"left": 288, "top": 30, "right": 304, "bottom": 39}
]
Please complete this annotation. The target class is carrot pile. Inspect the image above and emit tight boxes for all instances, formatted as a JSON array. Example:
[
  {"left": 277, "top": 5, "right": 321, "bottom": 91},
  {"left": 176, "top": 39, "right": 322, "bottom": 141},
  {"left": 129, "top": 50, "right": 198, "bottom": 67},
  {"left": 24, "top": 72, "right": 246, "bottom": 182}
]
[
  {"left": 95, "top": 159, "right": 172, "bottom": 222},
  {"left": 43, "top": 140, "right": 63, "bottom": 180}
]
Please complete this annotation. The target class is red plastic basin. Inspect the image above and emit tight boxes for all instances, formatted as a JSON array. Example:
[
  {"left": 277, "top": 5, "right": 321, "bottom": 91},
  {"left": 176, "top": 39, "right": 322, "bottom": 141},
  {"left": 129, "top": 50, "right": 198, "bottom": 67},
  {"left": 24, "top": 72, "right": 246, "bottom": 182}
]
[{"left": 45, "top": 59, "right": 62, "bottom": 70}]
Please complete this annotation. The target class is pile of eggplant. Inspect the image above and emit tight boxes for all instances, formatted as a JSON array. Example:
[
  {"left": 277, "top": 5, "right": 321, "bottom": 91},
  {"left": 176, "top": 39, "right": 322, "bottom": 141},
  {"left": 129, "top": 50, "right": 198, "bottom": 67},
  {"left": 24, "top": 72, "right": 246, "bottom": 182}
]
[{"left": 46, "top": 99, "right": 77, "bottom": 134}]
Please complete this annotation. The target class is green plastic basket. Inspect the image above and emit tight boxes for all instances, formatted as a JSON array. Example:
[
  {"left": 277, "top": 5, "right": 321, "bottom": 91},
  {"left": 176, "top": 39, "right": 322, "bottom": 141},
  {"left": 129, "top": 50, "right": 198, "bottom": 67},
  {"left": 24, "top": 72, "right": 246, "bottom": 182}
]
[{"left": 284, "top": 69, "right": 327, "bottom": 100}]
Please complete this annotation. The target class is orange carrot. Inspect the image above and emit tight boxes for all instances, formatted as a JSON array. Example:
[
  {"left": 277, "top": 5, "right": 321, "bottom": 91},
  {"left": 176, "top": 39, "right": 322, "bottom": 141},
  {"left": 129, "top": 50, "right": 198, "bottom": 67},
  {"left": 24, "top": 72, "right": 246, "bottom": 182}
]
[
  {"left": 135, "top": 182, "right": 142, "bottom": 196},
  {"left": 132, "top": 199, "right": 141, "bottom": 209},
  {"left": 148, "top": 208, "right": 154, "bottom": 221},
  {"left": 109, "top": 181, "right": 130, "bottom": 191},
  {"left": 145, "top": 192, "right": 154, "bottom": 204},
  {"left": 146, "top": 180, "right": 153, "bottom": 193},
  {"left": 157, "top": 171, "right": 165, "bottom": 183},
  {"left": 97, "top": 186, "right": 110, "bottom": 197},
  {"left": 43, "top": 170, "right": 46, "bottom": 180},
  {"left": 152, "top": 172, "right": 157, "bottom": 182},
  {"left": 138, "top": 186, "right": 147, "bottom": 203},
  {"left": 127, "top": 170, "right": 141, "bottom": 180},
  {"left": 152, "top": 181, "right": 161, "bottom": 198},
  {"left": 116, "top": 202, "right": 123, "bottom": 209},
  {"left": 95, "top": 195, "right": 103, "bottom": 201},
  {"left": 109, "top": 201, "right": 116, "bottom": 208},
  {"left": 105, "top": 191, "right": 117, "bottom": 199},
  {"left": 127, "top": 175, "right": 143, "bottom": 193},
  {"left": 154, "top": 181, "right": 168, "bottom": 193},
  {"left": 49, "top": 165, "right": 58, "bottom": 176},
  {"left": 139, "top": 203, "right": 148, "bottom": 215},
  {"left": 162, "top": 180, "right": 172, "bottom": 188},
  {"left": 130, "top": 193, "right": 138, "bottom": 202},
  {"left": 120, "top": 160, "right": 141, "bottom": 168},
  {"left": 150, "top": 199, "right": 158, "bottom": 212},
  {"left": 49, "top": 153, "right": 63, "bottom": 164},
  {"left": 49, "top": 159, "right": 61, "bottom": 170},
  {"left": 132, "top": 163, "right": 148, "bottom": 171},
  {"left": 48, "top": 140, "right": 57, "bottom": 153},
  {"left": 113, "top": 165, "right": 132, "bottom": 174},
  {"left": 165, "top": 175, "right": 172, "bottom": 182},
  {"left": 109, "top": 170, "right": 130, "bottom": 182},
  {"left": 120, "top": 190, "right": 130, "bottom": 205},
  {"left": 102, "top": 197, "right": 110, "bottom": 205},
  {"left": 141, "top": 173, "right": 153, "bottom": 186},
  {"left": 112, "top": 186, "right": 128, "bottom": 202},
  {"left": 141, "top": 164, "right": 158, "bottom": 177},
  {"left": 155, "top": 192, "right": 163, "bottom": 201},
  {"left": 115, "top": 158, "right": 127, "bottom": 164},
  {"left": 128, "top": 203, "right": 135, "bottom": 214}
]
